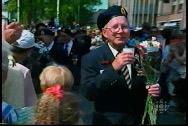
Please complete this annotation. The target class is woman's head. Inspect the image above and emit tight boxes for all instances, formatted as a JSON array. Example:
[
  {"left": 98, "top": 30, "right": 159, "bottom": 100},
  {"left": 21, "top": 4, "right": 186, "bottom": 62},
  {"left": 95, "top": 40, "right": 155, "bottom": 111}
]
[
  {"left": 34, "top": 87, "right": 81, "bottom": 125},
  {"left": 37, "top": 28, "right": 54, "bottom": 44},
  {"left": 39, "top": 65, "right": 74, "bottom": 91}
]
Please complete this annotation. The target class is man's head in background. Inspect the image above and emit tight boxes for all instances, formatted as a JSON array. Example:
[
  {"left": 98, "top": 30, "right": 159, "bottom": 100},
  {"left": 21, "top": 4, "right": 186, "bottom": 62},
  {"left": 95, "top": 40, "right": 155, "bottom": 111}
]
[
  {"left": 37, "top": 28, "right": 55, "bottom": 44},
  {"left": 11, "top": 30, "right": 35, "bottom": 62}
]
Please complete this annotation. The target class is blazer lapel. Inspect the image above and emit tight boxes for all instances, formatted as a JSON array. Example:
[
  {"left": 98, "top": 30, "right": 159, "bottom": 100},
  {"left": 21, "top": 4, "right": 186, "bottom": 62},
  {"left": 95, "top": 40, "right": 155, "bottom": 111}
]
[{"left": 102, "top": 44, "right": 115, "bottom": 62}]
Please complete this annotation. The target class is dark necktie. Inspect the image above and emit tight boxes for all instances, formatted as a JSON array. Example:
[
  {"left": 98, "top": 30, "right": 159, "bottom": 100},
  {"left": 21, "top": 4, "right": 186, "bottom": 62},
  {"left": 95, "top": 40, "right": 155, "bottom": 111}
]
[
  {"left": 116, "top": 52, "right": 132, "bottom": 89},
  {"left": 64, "top": 43, "right": 69, "bottom": 56},
  {"left": 121, "top": 65, "right": 132, "bottom": 89}
]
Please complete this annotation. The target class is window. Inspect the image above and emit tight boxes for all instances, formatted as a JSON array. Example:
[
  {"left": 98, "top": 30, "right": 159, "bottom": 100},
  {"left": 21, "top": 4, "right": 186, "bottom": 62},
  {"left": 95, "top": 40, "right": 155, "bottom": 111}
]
[
  {"left": 178, "top": 4, "right": 183, "bottom": 11},
  {"left": 163, "top": 0, "right": 170, "bottom": 3},
  {"left": 172, "top": 5, "right": 176, "bottom": 13}
]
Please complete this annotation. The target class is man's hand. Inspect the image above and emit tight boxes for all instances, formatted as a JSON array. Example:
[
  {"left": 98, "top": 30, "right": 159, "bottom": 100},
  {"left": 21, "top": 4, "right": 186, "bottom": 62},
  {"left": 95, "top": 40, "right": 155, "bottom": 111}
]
[
  {"left": 146, "top": 83, "right": 160, "bottom": 97},
  {"left": 112, "top": 52, "right": 135, "bottom": 71},
  {"left": 3, "top": 22, "right": 23, "bottom": 44}
]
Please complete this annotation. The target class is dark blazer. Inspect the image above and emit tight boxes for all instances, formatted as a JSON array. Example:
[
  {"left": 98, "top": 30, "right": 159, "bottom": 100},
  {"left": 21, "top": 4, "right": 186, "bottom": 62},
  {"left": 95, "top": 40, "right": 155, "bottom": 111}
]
[
  {"left": 51, "top": 36, "right": 90, "bottom": 67},
  {"left": 80, "top": 43, "right": 147, "bottom": 120},
  {"left": 49, "top": 41, "right": 66, "bottom": 65},
  {"left": 24, "top": 44, "right": 55, "bottom": 94},
  {"left": 50, "top": 37, "right": 91, "bottom": 90}
]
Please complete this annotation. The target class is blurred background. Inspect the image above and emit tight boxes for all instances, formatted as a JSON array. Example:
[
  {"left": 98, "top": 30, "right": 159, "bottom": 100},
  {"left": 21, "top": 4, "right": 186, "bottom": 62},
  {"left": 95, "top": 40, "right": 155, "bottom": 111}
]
[
  {"left": 2, "top": 0, "right": 186, "bottom": 31},
  {"left": 2, "top": 0, "right": 186, "bottom": 125}
]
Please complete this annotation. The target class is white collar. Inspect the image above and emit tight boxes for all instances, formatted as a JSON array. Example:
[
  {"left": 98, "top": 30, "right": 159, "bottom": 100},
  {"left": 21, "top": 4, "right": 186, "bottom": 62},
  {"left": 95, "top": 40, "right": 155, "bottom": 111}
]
[
  {"left": 108, "top": 43, "right": 119, "bottom": 57},
  {"left": 108, "top": 43, "right": 129, "bottom": 57},
  {"left": 108, "top": 43, "right": 132, "bottom": 78}
]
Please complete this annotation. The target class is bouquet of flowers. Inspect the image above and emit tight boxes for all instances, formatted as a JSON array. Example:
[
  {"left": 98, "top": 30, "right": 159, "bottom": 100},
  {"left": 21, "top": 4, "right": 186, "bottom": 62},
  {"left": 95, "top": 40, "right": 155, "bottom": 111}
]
[
  {"left": 137, "top": 38, "right": 161, "bottom": 124},
  {"left": 139, "top": 37, "right": 160, "bottom": 53}
]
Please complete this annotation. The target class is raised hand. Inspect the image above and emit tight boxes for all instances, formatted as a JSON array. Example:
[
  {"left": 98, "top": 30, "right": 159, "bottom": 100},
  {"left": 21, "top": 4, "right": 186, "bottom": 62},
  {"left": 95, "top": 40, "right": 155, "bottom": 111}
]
[
  {"left": 112, "top": 52, "right": 135, "bottom": 71},
  {"left": 3, "top": 22, "right": 23, "bottom": 44}
]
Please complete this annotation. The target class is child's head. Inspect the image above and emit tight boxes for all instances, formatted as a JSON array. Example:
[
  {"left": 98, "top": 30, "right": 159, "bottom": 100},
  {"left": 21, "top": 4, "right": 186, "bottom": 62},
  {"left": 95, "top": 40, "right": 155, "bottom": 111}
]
[
  {"left": 34, "top": 85, "right": 81, "bottom": 125},
  {"left": 39, "top": 65, "right": 74, "bottom": 91}
]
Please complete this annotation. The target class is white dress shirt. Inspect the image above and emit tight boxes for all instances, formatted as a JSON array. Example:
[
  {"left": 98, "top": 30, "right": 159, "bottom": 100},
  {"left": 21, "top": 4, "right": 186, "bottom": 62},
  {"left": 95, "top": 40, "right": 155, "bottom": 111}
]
[
  {"left": 108, "top": 43, "right": 132, "bottom": 79},
  {"left": 64, "top": 40, "right": 73, "bottom": 56}
]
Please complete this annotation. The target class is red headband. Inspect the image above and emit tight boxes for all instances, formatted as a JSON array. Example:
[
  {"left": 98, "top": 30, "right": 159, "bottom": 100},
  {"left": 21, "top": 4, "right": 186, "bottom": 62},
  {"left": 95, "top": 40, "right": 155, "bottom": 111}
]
[{"left": 44, "top": 84, "right": 64, "bottom": 100}]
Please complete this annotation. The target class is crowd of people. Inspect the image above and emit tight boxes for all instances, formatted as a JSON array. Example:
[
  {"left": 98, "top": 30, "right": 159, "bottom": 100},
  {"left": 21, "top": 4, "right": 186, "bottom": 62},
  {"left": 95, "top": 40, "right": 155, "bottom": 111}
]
[{"left": 2, "top": 5, "right": 186, "bottom": 125}]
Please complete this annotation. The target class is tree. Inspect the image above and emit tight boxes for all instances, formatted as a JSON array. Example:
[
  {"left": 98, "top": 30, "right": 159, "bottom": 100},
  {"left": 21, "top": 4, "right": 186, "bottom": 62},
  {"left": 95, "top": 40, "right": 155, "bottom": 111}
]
[
  {"left": 5, "top": 0, "right": 17, "bottom": 20},
  {"left": 5, "top": 0, "right": 101, "bottom": 26}
]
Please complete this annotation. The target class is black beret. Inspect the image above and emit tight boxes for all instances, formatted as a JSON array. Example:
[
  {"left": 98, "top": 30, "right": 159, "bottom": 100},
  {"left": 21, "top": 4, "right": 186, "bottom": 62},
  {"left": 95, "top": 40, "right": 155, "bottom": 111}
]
[{"left": 97, "top": 5, "right": 128, "bottom": 31}]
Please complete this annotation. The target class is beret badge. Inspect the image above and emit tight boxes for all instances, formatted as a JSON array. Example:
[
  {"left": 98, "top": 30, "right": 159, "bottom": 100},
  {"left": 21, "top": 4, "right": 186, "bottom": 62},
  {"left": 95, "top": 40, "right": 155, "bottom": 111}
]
[{"left": 121, "top": 7, "right": 126, "bottom": 15}]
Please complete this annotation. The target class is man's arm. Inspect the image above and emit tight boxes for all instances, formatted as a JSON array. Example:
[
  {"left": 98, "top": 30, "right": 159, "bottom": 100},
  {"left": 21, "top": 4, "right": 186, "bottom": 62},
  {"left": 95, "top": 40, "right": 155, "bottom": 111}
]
[{"left": 80, "top": 53, "right": 119, "bottom": 100}]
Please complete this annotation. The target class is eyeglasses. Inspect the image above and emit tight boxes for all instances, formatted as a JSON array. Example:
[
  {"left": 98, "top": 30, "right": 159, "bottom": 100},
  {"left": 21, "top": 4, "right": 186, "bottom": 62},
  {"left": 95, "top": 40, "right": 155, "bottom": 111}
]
[{"left": 104, "top": 25, "right": 129, "bottom": 33}]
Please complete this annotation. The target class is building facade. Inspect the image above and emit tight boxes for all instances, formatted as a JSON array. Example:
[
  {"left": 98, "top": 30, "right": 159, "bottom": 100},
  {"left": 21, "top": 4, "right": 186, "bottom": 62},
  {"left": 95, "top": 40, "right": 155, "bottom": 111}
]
[
  {"left": 108, "top": 0, "right": 159, "bottom": 29},
  {"left": 156, "top": 0, "right": 186, "bottom": 30},
  {"left": 108, "top": 0, "right": 186, "bottom": 30}
]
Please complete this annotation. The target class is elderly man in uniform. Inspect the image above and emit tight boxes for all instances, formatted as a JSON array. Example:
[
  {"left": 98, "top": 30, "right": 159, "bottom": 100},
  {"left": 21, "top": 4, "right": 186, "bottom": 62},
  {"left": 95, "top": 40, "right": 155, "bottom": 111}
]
[{"left": 79, "top": 5, "right": 160, "bottom": 124}]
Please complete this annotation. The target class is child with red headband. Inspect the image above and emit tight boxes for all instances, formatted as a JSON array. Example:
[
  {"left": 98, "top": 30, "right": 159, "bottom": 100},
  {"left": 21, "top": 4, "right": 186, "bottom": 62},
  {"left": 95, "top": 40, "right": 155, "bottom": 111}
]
[{"left": 34, "top": 65, "right": 84, "bottom": 124}]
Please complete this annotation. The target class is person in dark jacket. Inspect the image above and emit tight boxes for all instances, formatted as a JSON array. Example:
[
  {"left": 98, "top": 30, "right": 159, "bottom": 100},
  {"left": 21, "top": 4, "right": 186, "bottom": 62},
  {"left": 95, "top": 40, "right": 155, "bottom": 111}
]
[
  {"left": 79, "top": 5, "right": 160, "bottom": 125},
  {"left": 52, "top": 28, "right": 91, "bottom": 92}
]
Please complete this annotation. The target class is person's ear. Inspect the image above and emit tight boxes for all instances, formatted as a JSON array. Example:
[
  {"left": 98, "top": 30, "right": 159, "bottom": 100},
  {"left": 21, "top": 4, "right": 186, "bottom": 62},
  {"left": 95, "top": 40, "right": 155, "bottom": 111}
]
[{"left": 102, "top": 28, "right": 108, "bottom": 38}]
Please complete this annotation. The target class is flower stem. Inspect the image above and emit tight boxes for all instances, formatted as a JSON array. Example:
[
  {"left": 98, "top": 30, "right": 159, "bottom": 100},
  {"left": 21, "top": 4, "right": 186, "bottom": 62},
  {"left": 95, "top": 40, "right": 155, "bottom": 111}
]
[{"left": 142, "top": 95, "right": 157, "bottom": 125}]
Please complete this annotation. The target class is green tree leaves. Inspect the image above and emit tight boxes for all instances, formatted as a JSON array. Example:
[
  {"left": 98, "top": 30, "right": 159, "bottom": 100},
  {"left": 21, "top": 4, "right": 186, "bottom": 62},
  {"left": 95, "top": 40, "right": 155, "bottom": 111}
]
[{"left": 5, "top": 0, "right": 101, "bottom": 26}]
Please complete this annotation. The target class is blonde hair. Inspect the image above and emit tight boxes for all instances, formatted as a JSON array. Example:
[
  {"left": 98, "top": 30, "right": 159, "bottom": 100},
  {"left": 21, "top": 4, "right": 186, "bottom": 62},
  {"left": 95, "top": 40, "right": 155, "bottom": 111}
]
[
  {"left": 39, "top": 65, "right": 74, "bottom": 91},
  {"left": 34, "top": 94, "right": 59, "bottom": 124},
  {"left": 34, "top": 92, "right": 81, "bottom": 125}
]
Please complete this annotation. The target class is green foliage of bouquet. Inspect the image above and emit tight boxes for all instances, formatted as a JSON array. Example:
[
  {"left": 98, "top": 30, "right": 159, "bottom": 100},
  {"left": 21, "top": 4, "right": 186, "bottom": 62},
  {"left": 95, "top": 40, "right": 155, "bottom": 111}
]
[{"left": 138, "top": 40, "right": 161, "bottom": 125}]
